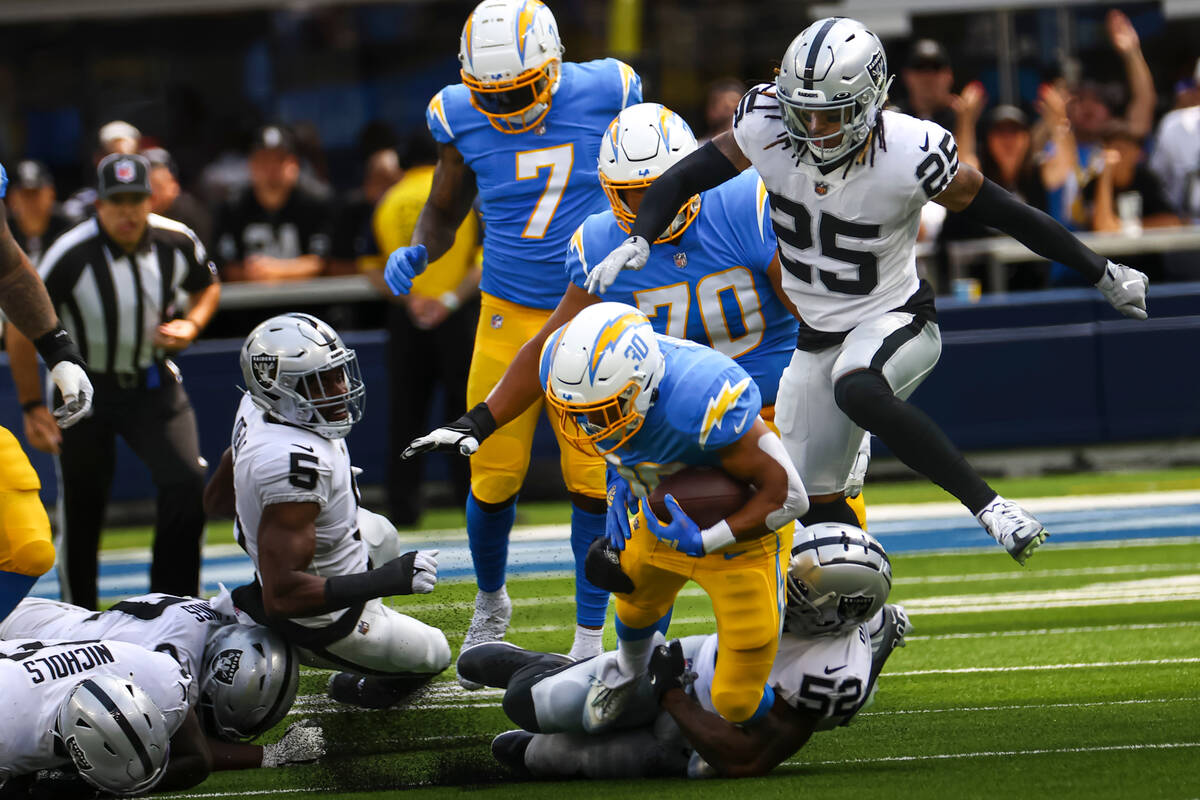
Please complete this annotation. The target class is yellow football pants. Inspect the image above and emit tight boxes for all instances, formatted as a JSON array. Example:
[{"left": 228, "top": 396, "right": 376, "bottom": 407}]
[
  {"left": 0, "top": 427, "right": 54, "bottom": 578},
  {"left": 615, "top": 507, "right": 792, "bottom": 723},
  {"left": 466, "top": 293, "right": 606, "bottom": 504}
]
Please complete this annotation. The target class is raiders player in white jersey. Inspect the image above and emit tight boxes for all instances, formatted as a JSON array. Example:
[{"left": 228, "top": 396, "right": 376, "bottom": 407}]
[
  {"left": 458, "top": 524, "right": 908, "bottom": 780},
  {"left": 0, "top": 637, "right": 206, "bottom": 795},
  {"left": 0, "top": 594, "right": 322, "bottom": 773},
  {"left": 586, "top": 16, "right": 1151, "bottom": 566},
  {"left": 205, "top": 313, "right": 451, "bottom": 709}
]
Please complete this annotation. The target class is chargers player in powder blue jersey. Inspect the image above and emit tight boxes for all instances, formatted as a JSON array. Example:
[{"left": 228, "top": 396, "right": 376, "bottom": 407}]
[
  {"left": 538, "top": 302, "right": 807, "bottom": 728},
  {"left": 388, "top": 0, "right": 642, "bottom": 676}
]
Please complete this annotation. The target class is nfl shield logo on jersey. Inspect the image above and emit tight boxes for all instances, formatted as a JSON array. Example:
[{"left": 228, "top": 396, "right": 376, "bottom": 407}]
[
  {"left": 815, "top": 182, "right": 830, "bottom": 196},
  {"left": 114, "top": 159, "right": 137, "bottom": 183},
  {"left": 673, "top": 252, "right": 688, "bottom": 269},
  {"left": 212, "top": 648, "right": 243, "bottom": 685},
  {"left": 491, "top": 314, "right": 504, "bottom": 329}
]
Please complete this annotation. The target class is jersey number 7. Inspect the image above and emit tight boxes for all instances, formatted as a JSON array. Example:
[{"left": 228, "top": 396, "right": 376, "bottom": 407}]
[{"left": 516, "top": 144, "right": 574, "bottom": 239}]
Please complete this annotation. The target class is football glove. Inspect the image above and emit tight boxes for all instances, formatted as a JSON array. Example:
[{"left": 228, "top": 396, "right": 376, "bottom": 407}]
[
  {"left": 49, "top": 361, "right": 93, "bottom": 428},
  {"left": 639, "top": 495, "right": 704, "bottom": 557},
  {"left": 584, "top": 235, "right": 650, "bottom": 295},
  {"left": 410, "top": 549, "right": 439, "bottom": 594},
  {"left": 606, "top": 478, "right": 634, "bottom": 550},
  {"left": 402, "top": 403, "right": 497, "bottom": 459},
  {"left": 384, "top": 244, "right": 429, "bottom": 296},
  {"left": 845, "top": 434, "right": 871, "bottom": 499},
  {"left": 584, "top": 536, "right": 635, "bottom": 594},
  {"left": 261, "top": 720, "right": 326, "bottom": 767},
  {"left": 647, "top": 640, "right": 689, "bottom": 702},
  {"left": 1095, "top": 260, "right": 1149, "bottom": 320}
]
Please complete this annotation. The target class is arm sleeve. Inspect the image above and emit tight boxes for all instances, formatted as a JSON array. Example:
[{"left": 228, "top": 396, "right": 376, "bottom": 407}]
[
  {"left": 630, "top": 142, "right": 741, "bottom": 244},
  {"left": 956, "top": 177, "right": 1107, "bottom": 283}
]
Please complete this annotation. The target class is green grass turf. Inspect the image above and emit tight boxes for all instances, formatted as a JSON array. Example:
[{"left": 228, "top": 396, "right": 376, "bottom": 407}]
[
  {"left": 157, "top": 536, "right": 1200, "bottom": 799},
  {"left": 98, "top": 465, "right": 1200, "bottom": 552}
]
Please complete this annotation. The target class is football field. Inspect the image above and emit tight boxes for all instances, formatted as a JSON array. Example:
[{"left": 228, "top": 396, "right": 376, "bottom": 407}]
[{"left": 122, "top": 471, "right": 1199, "bottom": 799}]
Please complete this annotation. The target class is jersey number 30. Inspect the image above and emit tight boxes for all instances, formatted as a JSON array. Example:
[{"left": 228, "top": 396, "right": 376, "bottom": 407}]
[{"left": 517, "top": 144, "right": 574, "bottom": 239}]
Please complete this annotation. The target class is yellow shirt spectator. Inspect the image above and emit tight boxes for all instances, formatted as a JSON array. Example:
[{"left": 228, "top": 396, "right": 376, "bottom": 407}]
[{"left": 368, "top": 165, "right": 480, "bottom": 298}]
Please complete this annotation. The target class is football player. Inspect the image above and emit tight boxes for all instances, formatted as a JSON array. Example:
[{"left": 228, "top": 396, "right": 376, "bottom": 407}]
[
  {"left": 381, "top": 0, "right": 643, "bottom": 669},
  {"left": 204, "top": 313, "right": 450, "bottom": 710},
  {"left": 0, "top": 159, "right": 92, "bottom": 624},
  {"left": 587, "top": 17, "right": 1152, "bottom": 566},
  {"left": 459, "top": 524, "right": 908, "bottom": 779},
  {"left": 534, "top": 302, "right": 808, "bottom": 730},
  {"left": 0, "top": 593, "right": 322, "bottom": 770}
]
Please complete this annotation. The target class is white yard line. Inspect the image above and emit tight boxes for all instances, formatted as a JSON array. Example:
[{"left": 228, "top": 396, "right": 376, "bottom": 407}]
[
  {"left": 858, "top": 696, "right": 1200, "bottom": 717},
  {"left": 908, "top": 621, "right": 1200, "bottom": 642},
  {"left": 884, "top": 657, "right": 1200, "bottom": 677},
  {"left": 788, "top": 741, "right": 1200, "bottom": 768}
]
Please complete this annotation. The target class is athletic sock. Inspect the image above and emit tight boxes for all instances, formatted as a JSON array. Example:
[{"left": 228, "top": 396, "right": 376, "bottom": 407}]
[
  {"left": 570, "top": 505, "right": 609, "bottom": 627},
  {"left": 834, "top": 370, "right": 997, "bottom": 515},
  {"left": 466, "top": 493, "right": 516, "bottom": 593},
  {"left": 569, "top": 625, "right": 604, "bottom": 660},
  {"left": 0, "top": 570, "right": 37, "bottom": 622}
]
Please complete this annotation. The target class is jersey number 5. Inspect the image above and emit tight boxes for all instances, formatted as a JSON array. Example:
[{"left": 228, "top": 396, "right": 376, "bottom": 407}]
[{"left": 516, "top": 144, "right": 574, "bottom": 239}]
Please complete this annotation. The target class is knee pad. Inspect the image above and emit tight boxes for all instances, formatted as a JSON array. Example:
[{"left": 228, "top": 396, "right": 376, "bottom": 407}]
[
  {"left": 833, "top": 369, "right": 894, "bottom": 426},
  {"left": 710, "top": 684, "right": 768, "bottom": 725},
  {"left": 11, "top": 539, "right": 55, "bottom": 578}
]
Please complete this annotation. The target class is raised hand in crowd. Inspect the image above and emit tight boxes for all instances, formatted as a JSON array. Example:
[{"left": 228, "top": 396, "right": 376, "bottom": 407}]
[
  {"left": 1105, "top": 9, "right": 1155, "bottom": 139},
  {"left": 951, "top": 80, "right": 988, "bottom": 169}
]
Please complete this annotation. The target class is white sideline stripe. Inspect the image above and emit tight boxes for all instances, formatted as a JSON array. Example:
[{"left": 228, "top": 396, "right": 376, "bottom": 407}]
[
  {"left": 894, "top": 562, "right": 1200, "bottom": 585},
  {"left": 864, "top": 489, "right": 1200, "bottom": 523},
  {"left": 909, "top": 621, "right": 1200, "bottom": 642},
  {"left": 859, "top": 696, "right": 1200, "bottom": 717},
  {"left": 901, "top": 574, "right": 1200, "bottom": 614},
  {"left": 788, "top": 741, "right": 1200, "bottom": 768},
  {"left": 884, "top": 657, "right": 1200, "bottom": 677}
]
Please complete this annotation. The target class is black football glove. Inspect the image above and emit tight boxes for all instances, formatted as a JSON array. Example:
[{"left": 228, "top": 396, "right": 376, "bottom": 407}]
[
  {"left": 584, "top": 536, "right": 635, "bottom": 594},
  {"left": 648, "top": 640, "right": 689, "bottom": 703},
  {"left": 401, "top": 403, "right": 497, "bottom": 460}
]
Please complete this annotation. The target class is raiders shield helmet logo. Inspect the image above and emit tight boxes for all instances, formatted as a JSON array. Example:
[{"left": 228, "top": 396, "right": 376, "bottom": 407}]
[
  {"left": 838, "top": 594, "right": 875, "bottom": 620},
  {"left": 114, "top": 160, "right": 137, "bottom": 183},
  {"left": 67, "top": 737, "right": 93, "bottom": 771},
  {"left": 866, "top": 51, "right": 885, "bottom": 87},
  {"left": 211, "top": 648, "right": 243, "bottom": 686},
  {"left": 250, "top": 353, "right": 278, "bottom": 388}
]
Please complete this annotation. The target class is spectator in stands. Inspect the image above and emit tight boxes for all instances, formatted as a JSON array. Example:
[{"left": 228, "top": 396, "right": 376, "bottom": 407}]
[
  {"left": 366, "top": 131, "right": 480, "bottom": 525},
  {"left": 6, "top": 160, "right": 72, "bottom": 267},
  {"left": 1169, "top": 57, "right": 1200, "bottom": 110},
  {"left": 1151, "top": 61, "right": 1200, "bottom": 223},
  {"left": 145, "top": 147, "right": 213, "bottom": 248},
  {"left": 900, "top": 39, "right": 957, "bottom": 131},
  {"left": 329, "top": 147, "right": 402, "bottom": 276},
  {"left": 214, "top": 124, "right": 333, "bottom": 282},
  {"left": 701, "top": 78, "right": 745, "bottom": 142}
]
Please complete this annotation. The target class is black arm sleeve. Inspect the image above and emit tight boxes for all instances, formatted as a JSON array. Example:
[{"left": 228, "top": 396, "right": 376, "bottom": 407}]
[
  {"left": 323, "top": 551, "right": 418, "bottom": 610},
  {"left": 630, "top": 141, "right": 742, "bottom": 243},
  {"left": 958, "top": 177, "right": 1107, "bottom": 284}
]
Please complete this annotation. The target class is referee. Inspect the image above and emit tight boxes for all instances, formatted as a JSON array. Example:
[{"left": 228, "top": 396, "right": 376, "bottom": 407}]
[{"left": 6, "top": 153, "right": 221, "bottom": 609}]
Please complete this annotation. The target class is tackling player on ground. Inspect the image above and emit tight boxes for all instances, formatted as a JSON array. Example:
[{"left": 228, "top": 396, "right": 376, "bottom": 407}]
[
  {"left": 382, "top": 0, "right": 643, "bottom": 669},
  {"left": 587, "top": 17, "right": 1151, "bottom": 565}
]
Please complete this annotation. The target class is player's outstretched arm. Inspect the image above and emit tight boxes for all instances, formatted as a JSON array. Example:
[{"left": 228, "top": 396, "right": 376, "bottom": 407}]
[
  {"left": 936, "top": 163, "right": 1149, "bottom": 319},
  {"left": 386, "top": 143, "right": 477, "bottom": 296},
  {"left": 154, "top": 709, "right": 213, "bottom": 792}
]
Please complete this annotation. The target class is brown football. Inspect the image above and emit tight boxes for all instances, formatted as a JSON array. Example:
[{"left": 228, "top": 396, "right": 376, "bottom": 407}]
[{"left": 646, "top": 467, "right": 754, "bottom": 529}]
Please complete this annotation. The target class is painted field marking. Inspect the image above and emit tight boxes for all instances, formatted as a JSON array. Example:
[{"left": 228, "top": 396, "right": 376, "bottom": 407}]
[
  {"left": 858, "top": 696, "right": 1200, "bottom": 717},
  {"left": 884, "top": 657, "right": 1200, "bottom": 678},
  {"left": 907, "top": 620, "right": 1200, "bottom": 642},
  {"left": 788, "top": 741, "right": 1200, "bottom": 768}
]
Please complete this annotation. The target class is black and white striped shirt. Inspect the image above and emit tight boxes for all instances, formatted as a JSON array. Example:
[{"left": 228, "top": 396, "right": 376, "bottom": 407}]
[{"left": 37, "top": 213, "right": 217, "bottom": 375}]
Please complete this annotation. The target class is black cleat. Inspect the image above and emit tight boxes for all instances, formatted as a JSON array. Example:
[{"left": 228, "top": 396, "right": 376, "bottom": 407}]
[
  {"left": 456, "top": 641, "right": 571, "bottom": 690},
  {"left": 491, "top": 729, "right": 534, "bottom": 777},
  {"left": 327, "top": 671, "right": 435, "bottom": 709}
]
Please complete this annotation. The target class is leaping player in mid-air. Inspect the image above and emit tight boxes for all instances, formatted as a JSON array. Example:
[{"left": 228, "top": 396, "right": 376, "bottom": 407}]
[{"left": 587, "top": 16, "right": 1151, "bottom": 566}]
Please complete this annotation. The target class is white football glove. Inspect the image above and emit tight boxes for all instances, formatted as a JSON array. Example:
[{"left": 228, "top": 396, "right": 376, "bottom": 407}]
[
  {"left": 49, "top": 361, "right": 93, "bottom": 428},
  {"left": 261, "top": 720, "right": 326, "bottom": 767},
  {"left": 404, "top": 425, "right": 479, "bottom": 458},
  {"left": 1095, "top": 261, "right": 1149, "bottom": 320},
  {"left": 411, "top": 549, "right": 439, "bottom": 594},
  {"left": 584, "top": 235, "right": 650, "bottom": 295},
  {"left": 845, "top": 434, "right": 871, "bottom": 499}
]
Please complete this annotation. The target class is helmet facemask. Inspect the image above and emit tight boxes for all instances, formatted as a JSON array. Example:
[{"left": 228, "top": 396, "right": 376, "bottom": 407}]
[
  {"left": 777, "top": 84, "right": 885, "bottom": 164},
  {"left": 602, "top": 183, "right": 700, "bottom": 245},
  {"left": 462, "top": 59, "right": 561, "bottom": 134},
  {"left": 547, "top": 375, "right": 651, "bottom": 457},
  {"left": 268, "top": 350, "right": 364, "bottom": 439}
]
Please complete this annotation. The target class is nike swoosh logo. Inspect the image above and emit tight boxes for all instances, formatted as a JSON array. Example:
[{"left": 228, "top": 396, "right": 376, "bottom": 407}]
[
  {"left": 723, "top": 550, "right": 747, "bottom": 560},
  {"left": 294, "top": 443, "right": 315, "bottom": 452},
  {"left": 918, "top": 133, "right": 930, "bottom": 152},
  {"left": 824, "top": 664, "right": 847, "bottom": 674},
  {"left": 733, "top": 409, "right": 751, "bottom": 435},
  {"left": 1120, "top": 279, "right": 1142, "bottom": 291}
]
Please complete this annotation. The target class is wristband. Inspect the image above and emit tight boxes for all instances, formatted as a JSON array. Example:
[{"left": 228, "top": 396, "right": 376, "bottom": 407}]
[
  {"left": 700, "top": 519, "right": 736, "bottom": 554},
  {"left": 32, "top": 326, "right": 85, "bottom": 369},
  {"left": 439, "top": 291, "right": 461, "bottom": 313},
  {"left": 21, "top": 399, "right": 45, "bottom": 413},
  {"left": 463, "top": 402, "right": 498, "bottom": 441}
]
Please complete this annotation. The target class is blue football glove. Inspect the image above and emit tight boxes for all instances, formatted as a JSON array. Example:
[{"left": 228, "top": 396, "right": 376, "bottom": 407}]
[
  {"left": 384, "top": 244, "right": 429, "bottom": 295},
  {"left": 607, "top": 478, "right": 634, "bottom": 550},
  {"left": 639, "top": 495, "right": 704, "bottom": 557}
]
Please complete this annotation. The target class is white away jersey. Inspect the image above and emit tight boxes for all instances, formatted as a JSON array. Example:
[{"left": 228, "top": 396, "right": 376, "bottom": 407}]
[
  {"left": 0, "top": 639, "right": 192, "bottom": 779},
  {"left": 1149, "top": 106, "right": 1200, "bottom": 221},
  {"left": 0, "top": 594, "right": 232, "bottom": 683},
  {"left": 685, "top": 624, "right": 871, "bottom": 728},
  {"left": 732, "top": 84, "right": 957, "bottom": 332},
  {"left": 231, "top": 393, "right": 366, "bottom": 630}
]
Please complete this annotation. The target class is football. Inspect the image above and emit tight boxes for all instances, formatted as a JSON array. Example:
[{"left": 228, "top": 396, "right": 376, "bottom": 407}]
[{"left": 646, "top": 466, "right": 754, "bottom": 529}]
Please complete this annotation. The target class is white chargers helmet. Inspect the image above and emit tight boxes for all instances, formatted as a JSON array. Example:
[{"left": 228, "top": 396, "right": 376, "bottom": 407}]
[
  {"left": 776, "top": 17, "right": 892, "bottom": 164},
  {"left": 599, "top": 102, "right": 701, "bottom": 243},
  {"left": 540, "top": 301, "right": 664, "bottom": 456},
  {"left": 785, "top": 523, "right": 892, "bottom": 636},
  {"left": 459, "top": 0, "right": 564, "bottom": 134},
  {"left": 199, "top": 624, "right": 300, "bottom": 742},
  {"left": 55, "top": 675, "right": 170, "bottom": 796},
  {"left": 240, "top": 313, "right": 365, "bottom": 440}
]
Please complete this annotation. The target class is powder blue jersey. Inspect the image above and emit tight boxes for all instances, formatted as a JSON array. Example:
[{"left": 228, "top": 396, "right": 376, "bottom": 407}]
[
  {"left": 427, "top": 58, "right": 642, "bottom": 309},
  {"left": 603, "top": 336, "right": 762, "bottom": 496},
  {"left": 565, "top": 170, "right": 796, "bottom": 405},
  {"left": 0, "top": 163, "right": 8, "bottom": 198}
]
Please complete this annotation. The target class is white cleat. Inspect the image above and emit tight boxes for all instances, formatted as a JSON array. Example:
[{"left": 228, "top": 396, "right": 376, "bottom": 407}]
[
  {"left": 457, "top": 588, "right": 513, "bottom": 690},
  {"left": 976, "top": 498, "right": 1049, "bottom": 565},
  {"left": 581, "top": 675, "right": 637, "bottom": 733}
]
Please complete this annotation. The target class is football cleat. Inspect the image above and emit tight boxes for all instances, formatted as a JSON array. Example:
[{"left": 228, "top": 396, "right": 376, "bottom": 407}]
[
  {"left": 327, "top": 672, "right": 434, "bottom": 709},
  {"left": 870, "top": 604, "right": 910, "bottom": 660},
  {"left": 976, "top": 497, "right": 1049, "bottom": 565},
  {"left": 456, "top": 641, "right": 570, "bottom": 690},
  {"left": 458, "top": 588, "right": 513, "bottom": 689},
  {"left": 581, "top": 675, "right": 637, "bottom": 733},
  {"left": 491, "top": 730, "right": 534, "bottom": 777}
]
